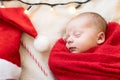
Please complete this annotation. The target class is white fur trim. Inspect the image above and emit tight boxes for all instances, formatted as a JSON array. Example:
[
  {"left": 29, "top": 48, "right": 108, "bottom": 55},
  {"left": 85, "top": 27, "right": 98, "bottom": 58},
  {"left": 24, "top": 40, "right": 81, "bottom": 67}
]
[
  {"left": 34, "top": 35, "right": 50, "bottom": 52},
  {"left": 0, "top": 59, "right": 21, "bottom": 80}
]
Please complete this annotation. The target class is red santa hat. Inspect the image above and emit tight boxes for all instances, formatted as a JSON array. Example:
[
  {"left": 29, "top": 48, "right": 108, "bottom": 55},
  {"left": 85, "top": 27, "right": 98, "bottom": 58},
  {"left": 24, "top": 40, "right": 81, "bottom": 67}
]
[{"left": 0, "top": 7, "right": 37, "bottom": 79}]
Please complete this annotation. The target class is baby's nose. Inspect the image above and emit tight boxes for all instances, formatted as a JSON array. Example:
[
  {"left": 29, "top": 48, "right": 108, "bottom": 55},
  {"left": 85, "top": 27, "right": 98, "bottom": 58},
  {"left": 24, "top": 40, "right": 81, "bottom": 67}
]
[{"left": 67, "top": 36, "right": 73, "bottom": 44}]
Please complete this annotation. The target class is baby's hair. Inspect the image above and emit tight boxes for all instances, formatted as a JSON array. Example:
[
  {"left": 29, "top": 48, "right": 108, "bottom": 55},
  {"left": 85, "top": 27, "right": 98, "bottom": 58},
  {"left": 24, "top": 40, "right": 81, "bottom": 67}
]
[{"left": 73, "top": 12, "right": 107, "bottom": 33}]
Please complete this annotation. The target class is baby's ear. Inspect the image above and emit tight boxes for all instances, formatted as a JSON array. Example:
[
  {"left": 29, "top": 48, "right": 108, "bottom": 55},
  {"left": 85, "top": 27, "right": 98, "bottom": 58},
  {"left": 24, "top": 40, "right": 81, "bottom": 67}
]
[{"left": 97, "top": 32, "right": 105, "bottom": 44}]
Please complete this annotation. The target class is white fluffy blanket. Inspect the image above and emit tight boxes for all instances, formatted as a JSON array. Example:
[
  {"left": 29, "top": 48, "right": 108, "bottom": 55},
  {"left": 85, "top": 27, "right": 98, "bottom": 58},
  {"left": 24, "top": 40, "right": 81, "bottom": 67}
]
[{"left": 3, "top": 0, "right": 120, "bottom": 80}]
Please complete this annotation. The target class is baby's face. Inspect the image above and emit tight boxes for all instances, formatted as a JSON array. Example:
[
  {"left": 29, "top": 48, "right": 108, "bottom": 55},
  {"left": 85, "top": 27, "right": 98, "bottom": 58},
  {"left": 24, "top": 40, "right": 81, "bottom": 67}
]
[{"left": 65, "top": 17, "right": 100, "bottom": 53}]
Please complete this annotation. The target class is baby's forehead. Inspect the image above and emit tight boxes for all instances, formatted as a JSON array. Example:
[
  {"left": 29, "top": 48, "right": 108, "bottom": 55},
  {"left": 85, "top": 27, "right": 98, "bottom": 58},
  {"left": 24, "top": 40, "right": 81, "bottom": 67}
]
[
  {"left": 70, "top": 15, "right": 95, "bottom": 25},
  {"left": 66, "top": 24, "right": 89, "bottom": 33},
  {"left": 67, "top": 17, "right": 95, "bottom": 28},
  {"left": 66, "top": 12, "right": 106, "bottom": 33}
]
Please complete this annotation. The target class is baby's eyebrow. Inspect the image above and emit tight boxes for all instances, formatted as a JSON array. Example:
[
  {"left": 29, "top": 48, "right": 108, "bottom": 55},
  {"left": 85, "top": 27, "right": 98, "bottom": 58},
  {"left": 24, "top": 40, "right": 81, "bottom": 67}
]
[{"left": 74, "top": 31, "right": 83, "bottom": 34}]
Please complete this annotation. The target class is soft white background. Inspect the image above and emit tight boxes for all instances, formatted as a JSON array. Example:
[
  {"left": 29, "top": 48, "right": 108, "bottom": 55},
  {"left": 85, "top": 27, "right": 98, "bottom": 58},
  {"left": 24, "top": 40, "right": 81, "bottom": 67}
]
[{"left": 3, "top": 0, "right": 120, "bottom": 80}]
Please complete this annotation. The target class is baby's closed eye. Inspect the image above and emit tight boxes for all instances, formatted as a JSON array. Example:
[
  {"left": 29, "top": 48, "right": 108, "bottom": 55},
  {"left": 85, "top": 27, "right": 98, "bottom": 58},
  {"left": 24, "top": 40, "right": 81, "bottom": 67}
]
[
  {"left": 73, "top": 31, "right": 83, "bottom": 38},
  {"left": 74, "top": 33, "right": 82, "bottom": 38}
]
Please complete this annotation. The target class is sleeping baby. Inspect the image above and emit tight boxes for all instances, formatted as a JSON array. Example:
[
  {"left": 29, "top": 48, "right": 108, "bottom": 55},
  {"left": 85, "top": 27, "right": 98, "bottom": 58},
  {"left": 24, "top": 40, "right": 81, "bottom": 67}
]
[
  {"left": 49, "top": 12, "right": 120, "bottom": 80},
  {"left": 64, "top": 12, "right": 107, "bottom": 53}
]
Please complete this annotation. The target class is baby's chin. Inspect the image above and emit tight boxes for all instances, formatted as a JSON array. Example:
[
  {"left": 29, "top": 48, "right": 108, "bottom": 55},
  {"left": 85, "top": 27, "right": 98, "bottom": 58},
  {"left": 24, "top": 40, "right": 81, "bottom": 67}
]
[
  {"left": 70, "top": 51, "right": 81, "bottom": 53},
  {"left": 69, "top": 47, "right": 88, "bottom": 53},
  {"left": 70, "top": 50, "right": 85, "bottom": 53}
]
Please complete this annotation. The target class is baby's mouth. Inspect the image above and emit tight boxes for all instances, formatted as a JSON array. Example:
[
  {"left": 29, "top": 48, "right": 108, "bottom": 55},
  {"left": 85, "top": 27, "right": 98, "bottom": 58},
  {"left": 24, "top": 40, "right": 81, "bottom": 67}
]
[{"left": 69, "top": 47, "right": 76, "bottom": 52}]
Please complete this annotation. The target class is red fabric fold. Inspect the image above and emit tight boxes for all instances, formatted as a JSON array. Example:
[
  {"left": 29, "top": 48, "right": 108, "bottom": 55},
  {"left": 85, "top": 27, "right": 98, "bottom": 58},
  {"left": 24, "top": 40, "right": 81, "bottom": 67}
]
[
  {"left": 0, "top": 8, "right": 37, "bottom": 67},
  {"left": 49, "top": 22, "right": 120, "bottom": 80},
  {"left": 0, "top": 7, "right": 37, "bottom": 38}
]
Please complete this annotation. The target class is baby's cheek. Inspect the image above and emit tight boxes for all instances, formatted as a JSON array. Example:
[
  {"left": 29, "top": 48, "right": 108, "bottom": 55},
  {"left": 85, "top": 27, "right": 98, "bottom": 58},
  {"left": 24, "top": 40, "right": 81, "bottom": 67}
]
[{"left": 75, "top": 38, "right": 86, "bottom": 46}]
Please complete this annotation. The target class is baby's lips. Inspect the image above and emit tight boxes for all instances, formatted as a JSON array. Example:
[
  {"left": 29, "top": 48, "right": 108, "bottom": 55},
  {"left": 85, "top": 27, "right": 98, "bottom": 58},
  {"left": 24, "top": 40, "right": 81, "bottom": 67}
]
[{"left": 69, "top": 47, "right": 76, "bottom": 52}]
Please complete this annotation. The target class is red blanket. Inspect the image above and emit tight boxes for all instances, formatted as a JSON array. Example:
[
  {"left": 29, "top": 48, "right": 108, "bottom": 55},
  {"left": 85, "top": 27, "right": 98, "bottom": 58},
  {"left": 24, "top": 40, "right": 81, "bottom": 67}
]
[{"left": 49, "top": 22, "right": 120, "bottom": 80}]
